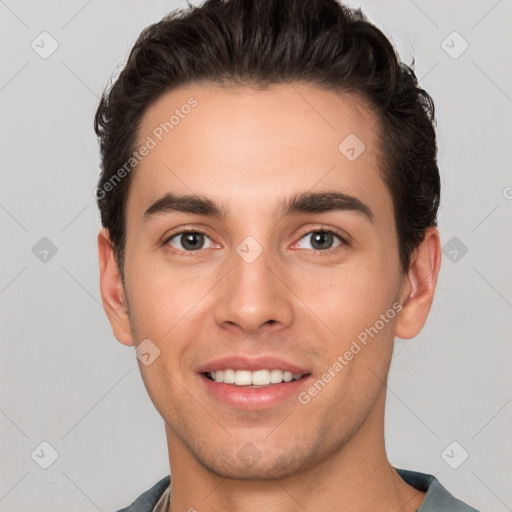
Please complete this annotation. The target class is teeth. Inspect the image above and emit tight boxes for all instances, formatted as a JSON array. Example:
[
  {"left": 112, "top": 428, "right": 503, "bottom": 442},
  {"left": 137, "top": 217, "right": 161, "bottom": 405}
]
[
  {"left": 270, "top": 369, "right": 283, "bottom": 384},
  {"left": 223, "top": 369, "right": 235, "bottom": 384},
  {"left": 207, "top": 369, "right": 304, "bottom": 386},
  {"left": 252, "top": 370, "right": 270, "bottom": 385},
  {"left": 234, "top": 370, "right": 252, "bottom": 386}
]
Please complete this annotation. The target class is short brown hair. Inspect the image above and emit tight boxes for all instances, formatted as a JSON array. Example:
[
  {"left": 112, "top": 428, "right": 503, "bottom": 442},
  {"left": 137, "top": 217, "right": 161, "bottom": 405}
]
[{"left": 94, "top": 0, "right": 440, "bottom": 273}]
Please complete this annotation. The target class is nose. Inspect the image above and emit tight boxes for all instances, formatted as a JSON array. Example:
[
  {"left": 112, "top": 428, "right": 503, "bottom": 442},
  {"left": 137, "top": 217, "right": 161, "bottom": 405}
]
[{"left": 213, "top": 241, "right": 294, "bottom": 334}]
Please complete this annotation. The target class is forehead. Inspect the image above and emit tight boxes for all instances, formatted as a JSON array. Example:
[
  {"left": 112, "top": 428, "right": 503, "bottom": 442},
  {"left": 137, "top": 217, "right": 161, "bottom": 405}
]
[{"left": 127, "top": 82, "right": 391, "bottom": 223}]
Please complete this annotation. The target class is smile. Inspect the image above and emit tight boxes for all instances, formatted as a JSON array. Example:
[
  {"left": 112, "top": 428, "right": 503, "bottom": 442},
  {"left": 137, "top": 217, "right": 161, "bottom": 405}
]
[{"left": 206, "top": 369, "right": 305, "bottom": 386}]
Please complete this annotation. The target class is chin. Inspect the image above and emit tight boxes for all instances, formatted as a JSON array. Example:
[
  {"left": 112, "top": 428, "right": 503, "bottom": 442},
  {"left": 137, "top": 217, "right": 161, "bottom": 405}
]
[
  {"left": 201, "top": 455, "right": 309, "bottom": 481},
  {"left": 189, "top": 437, "right": 325, "bottom": 481}
]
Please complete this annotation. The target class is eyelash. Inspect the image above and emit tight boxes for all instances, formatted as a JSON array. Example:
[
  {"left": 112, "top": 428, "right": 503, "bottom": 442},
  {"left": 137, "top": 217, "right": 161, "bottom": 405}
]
[{"left": 162, "top": 227, "right": 349, "bottom": 256}]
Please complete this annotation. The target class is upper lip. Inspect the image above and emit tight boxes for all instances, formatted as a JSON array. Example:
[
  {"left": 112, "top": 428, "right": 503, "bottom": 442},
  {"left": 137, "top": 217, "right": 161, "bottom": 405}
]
[{"left": 196, "top": 355, "right": 310, "bottom": 375}]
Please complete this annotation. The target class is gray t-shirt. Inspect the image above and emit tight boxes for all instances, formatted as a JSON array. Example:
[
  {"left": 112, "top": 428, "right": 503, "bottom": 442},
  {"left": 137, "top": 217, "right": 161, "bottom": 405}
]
[{"left": 116, "top": 467, "right": 481, "bottom": 511}]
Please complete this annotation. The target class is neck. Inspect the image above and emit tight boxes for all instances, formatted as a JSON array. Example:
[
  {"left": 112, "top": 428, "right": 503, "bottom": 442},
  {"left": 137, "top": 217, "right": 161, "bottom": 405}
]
[{"left": 165, "top": 391, "right": 426, "bottom": 512}]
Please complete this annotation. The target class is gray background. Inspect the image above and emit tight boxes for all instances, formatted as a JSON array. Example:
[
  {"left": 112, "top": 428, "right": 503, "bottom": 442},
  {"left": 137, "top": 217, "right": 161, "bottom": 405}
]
[{"left": 1, "top": 0, "right": 511, "bottom": 510}]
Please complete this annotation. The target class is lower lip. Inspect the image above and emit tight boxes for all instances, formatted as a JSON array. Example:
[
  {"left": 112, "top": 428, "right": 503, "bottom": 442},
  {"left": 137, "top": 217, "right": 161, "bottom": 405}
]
[{"left": 199, "top": 374, "right": 310, "bottom": 410}]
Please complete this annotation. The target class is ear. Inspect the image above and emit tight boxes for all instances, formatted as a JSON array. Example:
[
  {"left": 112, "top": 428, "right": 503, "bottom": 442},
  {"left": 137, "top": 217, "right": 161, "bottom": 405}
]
[
  {"left": 395, "top": 227, "right": 442, "bottom": 340},
  {"left": 98, "top": 228, "right": 134, "bottom": 346}
]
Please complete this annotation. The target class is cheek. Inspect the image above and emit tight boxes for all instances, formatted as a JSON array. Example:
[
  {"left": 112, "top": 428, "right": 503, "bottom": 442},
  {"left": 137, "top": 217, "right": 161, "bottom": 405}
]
[
  {"left": 124, "top": 253, "right": 210, "bottom": 339},
  {"left": 125, "top": 257, "right": 207, "bottom": 413},
  {"left": 312, "top": 261, "right": 397, "bottom": 327},
  {"left": 305, "top": 261, "right": 401, "bottom": 386}
]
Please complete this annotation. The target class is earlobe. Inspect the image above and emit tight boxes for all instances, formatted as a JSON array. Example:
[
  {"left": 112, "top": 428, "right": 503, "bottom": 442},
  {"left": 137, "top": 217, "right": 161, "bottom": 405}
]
[
  {"left": 97, "top": 229, "right": 134, "bottom": 346},
  {"left": 395, "top": 227, "right": 442, "bottom": 340}
]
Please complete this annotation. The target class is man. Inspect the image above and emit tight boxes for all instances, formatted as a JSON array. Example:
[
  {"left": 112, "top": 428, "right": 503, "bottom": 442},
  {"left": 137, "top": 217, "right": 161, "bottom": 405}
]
[{"left": 94, "top": 0, "right": 480, "bottom": 510}]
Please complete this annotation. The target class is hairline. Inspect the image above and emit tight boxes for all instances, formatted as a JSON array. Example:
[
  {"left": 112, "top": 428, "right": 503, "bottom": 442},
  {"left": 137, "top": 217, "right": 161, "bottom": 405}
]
[{"left": 113, "top": 80, "right": 404, "bottom": 274}]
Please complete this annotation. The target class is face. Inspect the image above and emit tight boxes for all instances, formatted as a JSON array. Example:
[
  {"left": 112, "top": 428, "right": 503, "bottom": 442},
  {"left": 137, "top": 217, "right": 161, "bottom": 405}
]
[{"left": 101, "top": 82, "right": 432, "bottom": 480}]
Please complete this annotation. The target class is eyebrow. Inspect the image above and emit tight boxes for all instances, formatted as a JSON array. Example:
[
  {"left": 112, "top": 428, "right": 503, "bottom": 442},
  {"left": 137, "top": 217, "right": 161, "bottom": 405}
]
[{"left": 143, "top": 190, "right": 374, "bottom": 223}]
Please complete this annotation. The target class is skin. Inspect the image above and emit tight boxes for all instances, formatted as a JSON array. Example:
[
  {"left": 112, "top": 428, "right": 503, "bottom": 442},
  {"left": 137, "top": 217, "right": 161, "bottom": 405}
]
[{"left": 98, "top": 82, "right": 442, "bottom": 512}]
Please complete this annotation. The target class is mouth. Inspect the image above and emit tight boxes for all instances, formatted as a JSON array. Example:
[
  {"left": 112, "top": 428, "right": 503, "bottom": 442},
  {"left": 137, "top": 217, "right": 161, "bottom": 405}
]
[
  {"left": 197, "top": 356, "right": 312, "bottom": 409},
  {"left": 204, "top": 368, "right": 306, "bottom": 387}
]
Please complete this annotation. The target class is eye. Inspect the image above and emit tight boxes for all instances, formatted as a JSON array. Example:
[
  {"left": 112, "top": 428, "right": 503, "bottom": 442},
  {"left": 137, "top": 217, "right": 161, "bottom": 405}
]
[
  {"left": 295, "top": 229, "right": 347, "bottom": 252},
  {"left": 165, "top": 230, "right": 215, "bottom": 252}
]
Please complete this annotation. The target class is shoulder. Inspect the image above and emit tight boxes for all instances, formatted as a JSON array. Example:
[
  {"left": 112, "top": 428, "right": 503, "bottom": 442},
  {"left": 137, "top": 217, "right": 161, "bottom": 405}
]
[
  {"left": 114, "top": 475, "right": 171, "bottom": 512},
  {"left": 395, "top": 468, "right": 481, "bottom": 512}
]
